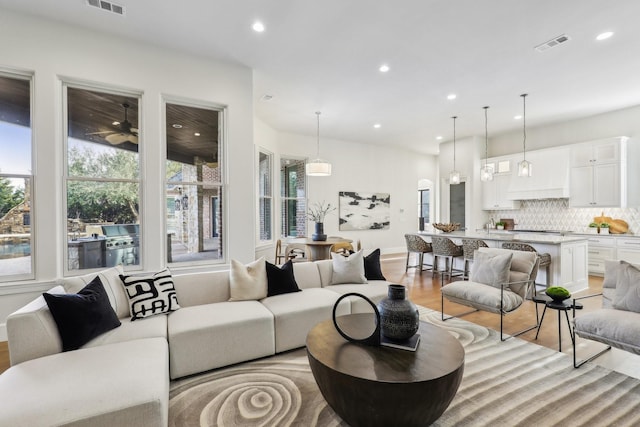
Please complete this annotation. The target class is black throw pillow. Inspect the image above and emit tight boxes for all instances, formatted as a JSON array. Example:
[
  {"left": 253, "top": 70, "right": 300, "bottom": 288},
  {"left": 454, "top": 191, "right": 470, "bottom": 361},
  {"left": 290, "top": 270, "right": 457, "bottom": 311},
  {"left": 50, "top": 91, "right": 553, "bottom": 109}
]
[
  {"left": 43, "top": 276, "right": 121, "bottom": 352},
  {"left": 266, "top": 260, "right": 301, "bottom": 297},
  {"left": 364, "top": 248, "right": 386, "bottom": 280}
]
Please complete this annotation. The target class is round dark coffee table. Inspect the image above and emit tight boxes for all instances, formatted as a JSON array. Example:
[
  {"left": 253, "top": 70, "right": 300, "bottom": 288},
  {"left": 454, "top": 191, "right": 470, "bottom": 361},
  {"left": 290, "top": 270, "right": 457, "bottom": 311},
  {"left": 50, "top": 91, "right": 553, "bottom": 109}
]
[
  {"left": 533, "top": 294, "right": 583, "bottom": 352},
  {"left": 306, "top": 314, "right": 465, "bottom": 427}
]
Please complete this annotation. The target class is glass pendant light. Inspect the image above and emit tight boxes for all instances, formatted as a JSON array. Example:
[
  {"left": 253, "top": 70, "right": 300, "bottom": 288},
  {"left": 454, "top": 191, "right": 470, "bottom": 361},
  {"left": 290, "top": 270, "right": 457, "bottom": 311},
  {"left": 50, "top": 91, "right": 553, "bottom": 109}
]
[
  {"left": 305, "top": 111, "right": 332, "bottom": 176},
  {"left": 517, "top": 94, "right": 532, "bottom": 177},
  {"left": 449, "top": 116, "right": 461, "bottom": 185},
  {"left": 480, "top": 106, "right": 494, "bottom": 181}
]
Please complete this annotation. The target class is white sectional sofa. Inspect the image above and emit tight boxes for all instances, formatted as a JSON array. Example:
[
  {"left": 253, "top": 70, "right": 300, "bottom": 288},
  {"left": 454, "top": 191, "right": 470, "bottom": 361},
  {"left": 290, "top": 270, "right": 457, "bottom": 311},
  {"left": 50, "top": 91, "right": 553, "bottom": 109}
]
[{"left": 0, "top": 258, "right": 391, "bottom": 426}]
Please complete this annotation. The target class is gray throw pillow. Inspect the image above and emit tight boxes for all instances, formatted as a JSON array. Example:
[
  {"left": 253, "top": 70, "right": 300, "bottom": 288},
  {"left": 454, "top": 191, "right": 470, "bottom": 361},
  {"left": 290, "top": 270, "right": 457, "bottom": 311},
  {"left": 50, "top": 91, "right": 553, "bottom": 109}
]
[
  {"left": 612, "top": 261, "right": 640, "bottom": 313},
  {"left": 331, "top": 250, "right": 367, "bottom": 285},
  {"left": 603, "top": 259, "right": 640, "bottom": 289},
  {"left": 470, "top": 251, "right": 513, "bottom": 288}
]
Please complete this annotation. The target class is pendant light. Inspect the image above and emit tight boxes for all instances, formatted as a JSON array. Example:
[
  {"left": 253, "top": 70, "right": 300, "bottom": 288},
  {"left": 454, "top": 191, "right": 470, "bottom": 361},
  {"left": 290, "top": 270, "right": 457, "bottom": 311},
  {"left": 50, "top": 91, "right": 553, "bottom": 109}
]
[
  {"left": 517, "top": 94, "right": 532, "bottom": 177},
  {"left": 480, "top": 106, "right": 494, "bottom": 182},
  {"left": 449, "top": 116, "right": 461, "bottom": 185},
  {"left": 305, "top": 111, "right": 332, "bottom": 176}
]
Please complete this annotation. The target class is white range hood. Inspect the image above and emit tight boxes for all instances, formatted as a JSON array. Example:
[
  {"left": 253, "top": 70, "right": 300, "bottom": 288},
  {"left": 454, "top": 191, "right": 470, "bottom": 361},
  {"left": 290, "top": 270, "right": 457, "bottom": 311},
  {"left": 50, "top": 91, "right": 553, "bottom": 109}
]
[{"left": 507, "top": 147, "right": 570, "bottom": 200}]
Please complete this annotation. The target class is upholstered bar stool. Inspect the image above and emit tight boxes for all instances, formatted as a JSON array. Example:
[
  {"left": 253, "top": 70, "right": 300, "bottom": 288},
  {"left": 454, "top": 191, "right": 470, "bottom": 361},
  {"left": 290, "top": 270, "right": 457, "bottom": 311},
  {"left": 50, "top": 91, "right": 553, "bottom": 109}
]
[
  {"left": 431, "top": 236, "right": 464, "bottom": 281},
  {"left": 502, "top": 242, "right": 551, "bottom": 293},
  {"left": 461, "top": 238, "right": 489, "bottom": 279},
  {"left": 404, "top": 234, "right": 433, "bottom": 274}
]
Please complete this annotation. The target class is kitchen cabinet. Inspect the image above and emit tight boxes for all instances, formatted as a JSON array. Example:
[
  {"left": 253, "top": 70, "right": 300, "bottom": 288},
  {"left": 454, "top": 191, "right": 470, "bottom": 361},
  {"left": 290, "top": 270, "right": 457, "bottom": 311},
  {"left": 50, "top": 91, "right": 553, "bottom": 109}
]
[
  {"left": 586, "top": 236, "right": 615, "bottom": 275},
  {"left": 481, "top": 162, "right": 520, "bottom": 210},
  {"left": 560, "top": 241, "right": 588, "bottom": 289},
  {"left": 617, "top": 238, "right": 640, "bottom": 265},
  {"left": 569, "top": 136, "right": 639, "bottom": 208}
]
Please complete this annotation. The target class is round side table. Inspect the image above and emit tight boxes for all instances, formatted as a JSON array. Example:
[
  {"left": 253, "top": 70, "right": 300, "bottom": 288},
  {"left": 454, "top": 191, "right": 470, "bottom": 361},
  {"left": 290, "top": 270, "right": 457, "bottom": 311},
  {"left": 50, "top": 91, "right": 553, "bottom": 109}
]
[{"left": 533, "top": 294, "right": 583, "bottom": 352}]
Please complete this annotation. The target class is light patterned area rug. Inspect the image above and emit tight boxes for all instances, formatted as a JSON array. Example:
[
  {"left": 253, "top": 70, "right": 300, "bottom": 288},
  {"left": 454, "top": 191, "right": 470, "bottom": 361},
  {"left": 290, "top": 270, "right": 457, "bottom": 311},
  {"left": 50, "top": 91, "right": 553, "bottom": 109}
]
[{"left": 169, "top": 307, "right": 640, "bottom": 426}]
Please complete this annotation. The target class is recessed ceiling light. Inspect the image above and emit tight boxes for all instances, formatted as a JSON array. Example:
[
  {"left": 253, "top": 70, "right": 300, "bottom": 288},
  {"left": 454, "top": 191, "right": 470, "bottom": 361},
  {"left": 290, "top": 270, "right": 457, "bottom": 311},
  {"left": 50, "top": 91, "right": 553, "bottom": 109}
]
[
  {"left": 379, "top": 64, "right": 390, "bottom": 73},
  {"left": 514, "top": 115, "right": 523, "bottom": 120},
  {"left": 112, "top": 121, "right": 120, "bottom": 126},
  {"left": 172, "top": 124, "right": 183, "bottom": 129},
  {"left": 436, "top": 136, "right": 443, "bottom": 140},
  {"left": 194, "top": 132, "right": 201, "bottom": 136},
  {"left": 447, "top": 94, "right": 457, "bottom": 100},
  {"left": 596, "top": 31, "right": 614, "bottom": 41},
  {"left": 373, "top": 123, "right": 381, "bottom": 129},
  {"left": 252, "top": 21, "right": 265, "bottom": 32}
]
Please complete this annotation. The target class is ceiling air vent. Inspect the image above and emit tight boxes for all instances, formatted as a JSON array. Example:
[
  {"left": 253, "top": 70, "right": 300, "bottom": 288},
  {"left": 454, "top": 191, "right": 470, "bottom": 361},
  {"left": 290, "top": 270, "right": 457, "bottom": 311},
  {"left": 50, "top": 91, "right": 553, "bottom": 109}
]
[
  {"left": 535, "top": 34, "right": 571, "bottom": 52},
  {"left": 86, "top": 0, "right": 125, "bottom": 16}
]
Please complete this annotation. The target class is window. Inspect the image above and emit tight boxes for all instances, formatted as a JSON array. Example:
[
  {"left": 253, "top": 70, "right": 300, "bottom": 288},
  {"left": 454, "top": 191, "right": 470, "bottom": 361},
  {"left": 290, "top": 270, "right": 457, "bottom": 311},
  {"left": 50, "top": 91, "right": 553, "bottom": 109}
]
[
  {"left": 65, "top": 85, "right": 141, "bottom": 272},
  {"left": 165, "top": 101, "right": 223, "bottom": 264},
  {"left": 280, "top": 158, "right": 306, "bottom": 237},
  {"left": 419, "top": 189, "right": 430, "bottom": 230},
  {"left": 258, "top": 150, "right": 273, "bottom": 242},
  {"left": 0, "top": 72, "right": 33, "bottom": 280}
]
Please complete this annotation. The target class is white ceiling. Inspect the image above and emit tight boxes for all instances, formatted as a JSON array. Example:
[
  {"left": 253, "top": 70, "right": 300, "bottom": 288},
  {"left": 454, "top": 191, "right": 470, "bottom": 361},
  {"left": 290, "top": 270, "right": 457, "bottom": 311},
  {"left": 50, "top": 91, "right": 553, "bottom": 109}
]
[{"left": 2, "top": 0, "right": 640, "bottom": 155}]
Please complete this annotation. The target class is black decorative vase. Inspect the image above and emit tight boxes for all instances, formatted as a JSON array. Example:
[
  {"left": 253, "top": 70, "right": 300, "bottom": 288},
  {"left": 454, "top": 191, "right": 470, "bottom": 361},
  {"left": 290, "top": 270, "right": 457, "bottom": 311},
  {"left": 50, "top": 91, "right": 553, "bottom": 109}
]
[
  {"left": 312, "top": 222, "right": 327, "bottom": 241},
  {"left": 377, "top": 284, "right": 419, "bottom": 341}
]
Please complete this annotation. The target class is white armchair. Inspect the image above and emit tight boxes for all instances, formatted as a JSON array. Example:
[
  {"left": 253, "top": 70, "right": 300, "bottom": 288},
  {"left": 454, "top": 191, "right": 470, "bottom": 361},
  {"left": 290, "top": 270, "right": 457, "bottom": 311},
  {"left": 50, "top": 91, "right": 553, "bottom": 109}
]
[
  {"left": 572, "top": 259, "right": 640, "bottom": 368},
  {"left": 441, "top": 247, "right": 539, "bottom": 341}
]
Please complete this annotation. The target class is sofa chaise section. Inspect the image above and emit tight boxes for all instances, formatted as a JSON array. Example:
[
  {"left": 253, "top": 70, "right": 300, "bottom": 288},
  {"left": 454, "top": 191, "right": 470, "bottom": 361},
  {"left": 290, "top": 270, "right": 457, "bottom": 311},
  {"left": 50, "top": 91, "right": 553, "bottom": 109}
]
[{"left": 0, "top": 337, "right": 169, "bottom": 427}]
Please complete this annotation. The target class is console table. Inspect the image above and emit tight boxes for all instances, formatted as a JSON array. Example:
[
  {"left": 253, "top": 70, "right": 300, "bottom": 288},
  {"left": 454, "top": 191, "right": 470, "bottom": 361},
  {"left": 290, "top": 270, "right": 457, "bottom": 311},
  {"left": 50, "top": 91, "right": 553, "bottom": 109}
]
[{"left": 306, "top": 314, "right": 465, "bottom": 426}]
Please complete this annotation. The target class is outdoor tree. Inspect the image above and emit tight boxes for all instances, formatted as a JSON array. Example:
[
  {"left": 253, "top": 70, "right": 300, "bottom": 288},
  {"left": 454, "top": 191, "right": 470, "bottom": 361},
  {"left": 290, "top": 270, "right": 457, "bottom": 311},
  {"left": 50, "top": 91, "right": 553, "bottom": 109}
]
[
  {"left": 0, "top": 173, "right": 24, "bottom": 218},
  {"left": 67, "top": 145, "right": 139, "bottom": 224}
]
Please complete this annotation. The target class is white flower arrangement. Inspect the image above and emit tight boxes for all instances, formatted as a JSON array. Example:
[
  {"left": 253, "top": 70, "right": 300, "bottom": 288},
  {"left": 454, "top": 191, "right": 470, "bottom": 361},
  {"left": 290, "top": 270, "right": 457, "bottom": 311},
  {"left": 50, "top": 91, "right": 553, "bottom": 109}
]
[{"left": 307, "top": 200, "right": 336, "bottom": 223}]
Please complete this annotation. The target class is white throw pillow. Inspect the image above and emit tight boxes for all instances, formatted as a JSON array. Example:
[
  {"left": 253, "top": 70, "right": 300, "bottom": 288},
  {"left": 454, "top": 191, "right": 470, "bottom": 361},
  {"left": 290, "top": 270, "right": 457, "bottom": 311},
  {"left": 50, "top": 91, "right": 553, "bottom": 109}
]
[
  {"left": 330, "top": 250, "right": 367, "bottom": 285},
  {"left": 229, "top": 257, "right": 267, "bottom": 301},
  {"left": 470, "top": 251, "right": 513, "bottom": 289},
  {"left": 612, "top": 261, "right": 640, "bottom": 313}
]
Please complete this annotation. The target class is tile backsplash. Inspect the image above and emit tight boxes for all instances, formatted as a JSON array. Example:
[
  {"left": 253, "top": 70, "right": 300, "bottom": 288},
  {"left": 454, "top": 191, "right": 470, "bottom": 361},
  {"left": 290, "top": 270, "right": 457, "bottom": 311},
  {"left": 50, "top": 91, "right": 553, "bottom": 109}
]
[{"left": 490, "top": 199, "right": 639, "bottom": 235}]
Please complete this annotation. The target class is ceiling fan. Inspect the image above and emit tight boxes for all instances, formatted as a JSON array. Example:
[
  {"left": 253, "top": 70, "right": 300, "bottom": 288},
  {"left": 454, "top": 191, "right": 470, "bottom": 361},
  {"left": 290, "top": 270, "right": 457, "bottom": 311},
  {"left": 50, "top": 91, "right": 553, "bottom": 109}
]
[{"left": 87, "top": 102, "right": 138, "bottom": 145}]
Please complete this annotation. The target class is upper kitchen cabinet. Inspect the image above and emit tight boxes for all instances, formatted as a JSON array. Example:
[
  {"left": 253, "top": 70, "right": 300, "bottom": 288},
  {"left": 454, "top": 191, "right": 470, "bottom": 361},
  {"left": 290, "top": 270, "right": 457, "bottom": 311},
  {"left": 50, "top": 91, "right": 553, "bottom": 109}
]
[
  {"left": 481, "top": 157, "right": 520, "bottom": 210},
  {"left": 507, "top": 147, "right": 570, "bottom": 200},
  {"left": 569, "top": 137, "right": 639, "bottom": 208}
]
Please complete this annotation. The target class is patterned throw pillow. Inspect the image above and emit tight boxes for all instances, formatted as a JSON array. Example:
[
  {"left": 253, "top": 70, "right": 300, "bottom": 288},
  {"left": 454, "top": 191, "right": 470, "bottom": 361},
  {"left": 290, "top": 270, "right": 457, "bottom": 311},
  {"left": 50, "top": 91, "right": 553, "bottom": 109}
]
[{"left": 119, "top": 268, "right": 180, "bottom": 320}]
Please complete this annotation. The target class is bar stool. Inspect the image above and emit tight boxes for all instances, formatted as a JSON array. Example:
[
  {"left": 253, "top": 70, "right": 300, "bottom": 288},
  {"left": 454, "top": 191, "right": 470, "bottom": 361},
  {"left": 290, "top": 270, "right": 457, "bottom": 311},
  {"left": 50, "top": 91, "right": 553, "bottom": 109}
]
[
  {"left": 461, "top": 238, "right": 489, "bottom": 279},
  {"left": 404, "top": 234, "right": 433, "bottom": 274},
  {"left": 502, "top": 242, "right": 552, "bottom": 292},
  {"left": 431, "top": 236, "right": 464, "bottom": 281}
]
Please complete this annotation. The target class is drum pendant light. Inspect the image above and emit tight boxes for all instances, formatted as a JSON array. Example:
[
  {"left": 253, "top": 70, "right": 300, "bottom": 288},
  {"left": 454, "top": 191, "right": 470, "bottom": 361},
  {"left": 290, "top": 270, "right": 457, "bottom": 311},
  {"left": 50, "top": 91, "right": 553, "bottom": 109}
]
[
  {"left": 517, "top": 94, "right": 532, "bottom": 177},
  {"left": 480, "top": 106, "right": 494, "bottom": 181},
  {"left": 306, "top": 111, "right": 332, "bottom": 176},
  {"left": 449, "top": 116, "right": 461, "bottom": 185}
]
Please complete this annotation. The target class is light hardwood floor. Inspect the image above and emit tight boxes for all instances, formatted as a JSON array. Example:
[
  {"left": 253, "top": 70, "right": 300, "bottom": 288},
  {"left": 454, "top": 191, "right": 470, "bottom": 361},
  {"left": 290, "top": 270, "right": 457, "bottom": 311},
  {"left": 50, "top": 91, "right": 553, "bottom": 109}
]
[{"left": 0, "top": 254, "right": 637, "bottom": 378}]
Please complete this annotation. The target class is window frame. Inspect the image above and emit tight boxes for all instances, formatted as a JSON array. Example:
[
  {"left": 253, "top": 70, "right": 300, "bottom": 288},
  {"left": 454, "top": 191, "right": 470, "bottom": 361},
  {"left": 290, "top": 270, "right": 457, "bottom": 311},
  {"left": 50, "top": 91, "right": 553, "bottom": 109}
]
[
  {"left": 62, "top": 81, "right": 143, "bottom": 276},
  {"left": 163, "top": 96, "right": 227, "bottom": 267},
  {"left": 280, "top": 157, "right": 307, "bottom": 238},
  {"left": 0, "top": 69, "right": 35, "bottom": 282},
  {"left": 257, "top": 147, "right": 274, "bottom": 244}
]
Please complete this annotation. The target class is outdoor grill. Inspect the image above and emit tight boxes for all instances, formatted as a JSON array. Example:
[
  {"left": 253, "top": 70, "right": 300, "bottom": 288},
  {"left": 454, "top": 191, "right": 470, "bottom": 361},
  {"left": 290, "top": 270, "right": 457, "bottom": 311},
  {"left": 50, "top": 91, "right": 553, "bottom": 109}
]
[{"left": 101, "top": 224, "right": 139, "bottom": 267}]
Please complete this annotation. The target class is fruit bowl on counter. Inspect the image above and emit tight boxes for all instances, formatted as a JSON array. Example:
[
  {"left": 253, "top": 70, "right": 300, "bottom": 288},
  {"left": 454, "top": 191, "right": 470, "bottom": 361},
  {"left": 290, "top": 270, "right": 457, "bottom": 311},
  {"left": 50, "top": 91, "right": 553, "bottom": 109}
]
[{"left": 433, "top": 223, "right": 460, "bottom": 233}]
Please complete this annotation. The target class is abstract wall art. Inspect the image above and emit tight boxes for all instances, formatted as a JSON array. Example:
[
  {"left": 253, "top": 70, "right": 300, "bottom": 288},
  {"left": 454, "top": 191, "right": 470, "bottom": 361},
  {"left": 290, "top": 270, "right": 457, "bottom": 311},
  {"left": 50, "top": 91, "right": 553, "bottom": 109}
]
[{"left": 339, "top": 191, "right": 390, "bottom": 231}]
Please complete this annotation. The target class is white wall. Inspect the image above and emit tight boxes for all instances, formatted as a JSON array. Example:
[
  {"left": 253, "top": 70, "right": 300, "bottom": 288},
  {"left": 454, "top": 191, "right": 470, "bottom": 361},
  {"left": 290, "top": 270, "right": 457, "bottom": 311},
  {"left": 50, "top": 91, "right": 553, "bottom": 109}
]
[
  {"left": 254, "top": 118, "right": 439, "bottom": 258},
  {"left": 0, "top": 10, "right": 255, "bottom": 339},
  {"left": 489, "top": 104, "right": 640, "bottom": 156}
]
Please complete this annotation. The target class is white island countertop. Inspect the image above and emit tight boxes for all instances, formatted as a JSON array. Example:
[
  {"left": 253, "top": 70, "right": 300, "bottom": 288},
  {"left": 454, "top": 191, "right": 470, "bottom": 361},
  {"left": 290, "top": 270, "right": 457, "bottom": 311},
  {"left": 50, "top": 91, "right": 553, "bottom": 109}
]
[{"left": 417, "top": 230, "right": 589, "bottom": 245}]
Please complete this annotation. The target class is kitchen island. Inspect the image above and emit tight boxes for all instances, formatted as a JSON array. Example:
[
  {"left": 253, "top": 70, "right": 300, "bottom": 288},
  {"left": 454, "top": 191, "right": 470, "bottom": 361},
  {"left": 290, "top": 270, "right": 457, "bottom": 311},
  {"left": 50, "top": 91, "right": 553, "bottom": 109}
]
[{"left": 417, "top": 230, "right": 589, "bottom": 293}]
